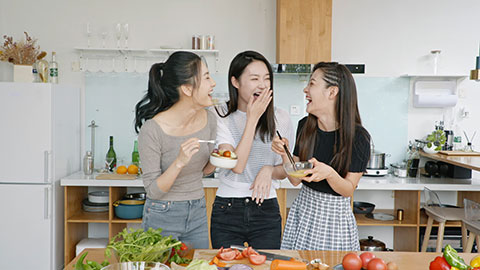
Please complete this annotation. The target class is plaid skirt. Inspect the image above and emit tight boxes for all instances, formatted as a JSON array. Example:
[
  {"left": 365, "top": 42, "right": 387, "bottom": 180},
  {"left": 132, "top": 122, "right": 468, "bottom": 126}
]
[{"left": 281, "top": 185, "right": 360, "bottom": 250}]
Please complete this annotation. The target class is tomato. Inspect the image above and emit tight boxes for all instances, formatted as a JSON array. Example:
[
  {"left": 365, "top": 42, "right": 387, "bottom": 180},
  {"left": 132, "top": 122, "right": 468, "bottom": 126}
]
[
  {"left": 242, "top": 247, "right": 250, "bottom": 258},
  {"left": 223, "top": 150, "right": 231, "bottom": 157},
  {"left": 248, "top": 254, "right": 267, "bottom": 265},
  {"left": 180, "top": 243, "right": 188, "bottom": 251},
  {"left": 367, "top": 258, "right": 387, "bottom": 270},
  {"left": 234, "top": 251, "right": 244, "bottom": 260},
  {"left": 360, "top": 252, "right": 376, "bottom": 269},
  {"left": 217, "top": 250, "right": 237, "bottom": 261},
  {"left": 342, "top": 252, "right": 362, "bottom": 270}
]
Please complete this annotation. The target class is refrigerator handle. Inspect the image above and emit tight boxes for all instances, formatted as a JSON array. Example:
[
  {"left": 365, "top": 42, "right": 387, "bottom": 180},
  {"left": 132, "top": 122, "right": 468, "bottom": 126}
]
[
  {"left": 44, "top": 187, "right": 49, "bottom": 219},
  {"left": 44, "top": 150, "right": 50, "bottom": 183}
]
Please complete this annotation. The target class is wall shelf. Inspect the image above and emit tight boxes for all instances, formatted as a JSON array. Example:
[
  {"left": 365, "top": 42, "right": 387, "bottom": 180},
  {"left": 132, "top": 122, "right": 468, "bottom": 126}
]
[{"left": 74, "top": 47, "right": 219, "bottom": 73}]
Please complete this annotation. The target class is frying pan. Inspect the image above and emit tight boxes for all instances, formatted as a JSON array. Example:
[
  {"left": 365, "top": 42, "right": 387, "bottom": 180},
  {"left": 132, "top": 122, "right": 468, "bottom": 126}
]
[{"left": 353, "top": 201, "right": 375, "bottom": 214}]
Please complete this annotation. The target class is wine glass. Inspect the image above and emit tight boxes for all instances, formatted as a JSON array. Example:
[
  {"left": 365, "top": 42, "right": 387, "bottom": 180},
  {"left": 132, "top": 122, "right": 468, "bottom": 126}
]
[
  {"left": 105, "top": 157, "right": 115, "bottom": 172},
  {"left": 115, "top": 23, "right": 122, "bottom": 48},
  {"left": 123, "top": 23, "right": 129, "bottom": 48}
]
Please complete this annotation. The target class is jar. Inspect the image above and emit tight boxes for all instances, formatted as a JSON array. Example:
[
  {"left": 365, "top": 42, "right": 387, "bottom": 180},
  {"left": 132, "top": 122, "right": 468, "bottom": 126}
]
[
  {"left": 207, "top": 35, "right": 215, "bottom": 50},
  {"left": 191, "top": 35, "right": 200, "bottom": 50}
]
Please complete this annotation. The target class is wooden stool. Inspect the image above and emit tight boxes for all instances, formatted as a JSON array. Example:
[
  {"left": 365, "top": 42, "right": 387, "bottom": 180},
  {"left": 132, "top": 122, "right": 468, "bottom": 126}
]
[
  {"left": 421, "top": 206, "right": 466, "bottom": 252},
  {"left": 463, "top": 219, "right": 480, "bottom": 253}
]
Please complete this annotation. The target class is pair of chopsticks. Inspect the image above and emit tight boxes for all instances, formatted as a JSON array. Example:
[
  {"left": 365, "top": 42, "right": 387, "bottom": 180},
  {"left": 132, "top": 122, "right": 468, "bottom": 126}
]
[{"left": 276, "top": 131, "right": 297, "bottom": 171}]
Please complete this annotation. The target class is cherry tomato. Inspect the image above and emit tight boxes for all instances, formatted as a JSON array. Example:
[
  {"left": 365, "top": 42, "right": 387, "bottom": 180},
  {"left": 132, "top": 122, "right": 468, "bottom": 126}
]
[
  {"left": 223, "top": 150, "right": 231, "bottom": 157},
  {"left": 180, "top": 243, "right": 188, "bottom": 251},
  {"left": 367, "top": 258, "right": 387, "bottom": 270},
  {"left": 248, "top": 254, "right": 267, "bottom": 265},
  {"left": 342, "top": 252, "right": 362, "bottom": 270},
  {"left": 360, "top": 252, "right": 376, "bottom": 269}
]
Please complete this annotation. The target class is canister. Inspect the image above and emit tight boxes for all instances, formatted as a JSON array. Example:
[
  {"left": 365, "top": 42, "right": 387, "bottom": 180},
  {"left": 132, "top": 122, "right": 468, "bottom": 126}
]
[
  {"left": 83, "top": 151, "right": 94, "bottom": 175},
  {"left": 191, "top": 35, "right": 200, "bottom": 50},
  {"left": 397, "top": 209, "right": 404, "bottom": 221},
  {"left": 207, "top": 35, "right": 215, "bottom": 50}
]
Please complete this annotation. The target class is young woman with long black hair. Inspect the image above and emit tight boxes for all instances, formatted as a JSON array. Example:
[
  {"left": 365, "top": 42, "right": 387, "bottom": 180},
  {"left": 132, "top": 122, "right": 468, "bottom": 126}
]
[
  {"left": 134, "top": 51, "right": 217, "bottom": 249},
  {"left": 210, "top": 51, "right": 294, "bottom": 249},
  {"left": 272, "top": 62, "right": 370, "bottom": 250}
]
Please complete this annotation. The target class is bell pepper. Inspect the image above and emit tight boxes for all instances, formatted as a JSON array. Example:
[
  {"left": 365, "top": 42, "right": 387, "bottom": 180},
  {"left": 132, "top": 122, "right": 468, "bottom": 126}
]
[
  {"left": 443, "top": 244, "right": 469, "bottom": 270},
  {"left": 429, "top": 256, "right": 451, "bottom": 270}
]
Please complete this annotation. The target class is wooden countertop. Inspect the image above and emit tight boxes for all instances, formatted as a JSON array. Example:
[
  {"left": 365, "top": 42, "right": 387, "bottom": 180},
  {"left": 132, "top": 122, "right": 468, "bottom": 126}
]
[
  {"left": 64, "top": 248, "right": 479, "bottom": 270},
  {"left": 421, "top": 151, "right": 480, "bottom": 171}
]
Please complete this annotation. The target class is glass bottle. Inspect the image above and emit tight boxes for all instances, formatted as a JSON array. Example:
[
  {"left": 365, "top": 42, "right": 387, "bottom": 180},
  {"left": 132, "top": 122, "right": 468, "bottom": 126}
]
[
  {"left": 406, "top": 141, "right": 420, "bottom": 177},
  {"left": 83, "top": 151, "right": 94, "bottom": 175},
  {"left": 106, "top": 136, "right": 117, "bottom": 172},
  {"left": 132, "top": 140, "right": 140, "bottom": 166},
  {"left": 49, "top": 51, "right": 58, "bottom": 84}
]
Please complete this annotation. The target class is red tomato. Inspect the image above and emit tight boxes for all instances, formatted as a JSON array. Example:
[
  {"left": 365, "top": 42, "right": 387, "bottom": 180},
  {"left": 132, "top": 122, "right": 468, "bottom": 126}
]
[
  {"left": 242, "top": 247, "right": 250, "bottom": 258},
  {"left": 360, "top": 252, "right": 376, "bottom": 269},
  {"left": 234, "top": 250, "right": 244, "bottom": 260},
  {"left": 342, "top": 253, "right": 362, "bottom": 270},
  {"left": 180, "top": 243, "right": 188, "bottom": 251},
  {"left": 248, "top": 254, "right": 267, "bottom": 265},
  {"left": 217, "top": 250, "right": 237, "bottom": 261},
  {"left": 223, "top": 150, "right": 231, "bottom": 157},
  {"left": 367, "top": 258, "right": 387, "bottom": 270}
]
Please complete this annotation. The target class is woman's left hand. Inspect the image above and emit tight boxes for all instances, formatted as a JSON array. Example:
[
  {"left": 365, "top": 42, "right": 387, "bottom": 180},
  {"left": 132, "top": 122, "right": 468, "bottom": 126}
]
[
  {"left": 250, "top": 166, "right": 273, "bottom": 204},
  {"left": 301, "top": 158, "right": 334, "bottom": 182}
]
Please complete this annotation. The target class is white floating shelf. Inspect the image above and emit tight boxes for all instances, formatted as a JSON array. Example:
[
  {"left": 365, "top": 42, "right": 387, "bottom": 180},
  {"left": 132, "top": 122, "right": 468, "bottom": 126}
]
[{"left": 401, "top": 74, "right": 468, "bottom": 79}]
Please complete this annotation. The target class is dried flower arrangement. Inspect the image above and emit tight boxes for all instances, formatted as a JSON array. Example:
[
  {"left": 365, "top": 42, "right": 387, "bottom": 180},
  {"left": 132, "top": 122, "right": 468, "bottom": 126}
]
[{"left": 0, "top": 32, "right": 46, "bottom": 65}]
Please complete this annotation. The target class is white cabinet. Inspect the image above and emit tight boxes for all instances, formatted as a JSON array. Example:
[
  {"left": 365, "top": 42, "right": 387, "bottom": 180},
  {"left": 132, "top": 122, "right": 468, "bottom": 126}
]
[{"left": 0, "top": 184, "right": 52, "bottom": 270}]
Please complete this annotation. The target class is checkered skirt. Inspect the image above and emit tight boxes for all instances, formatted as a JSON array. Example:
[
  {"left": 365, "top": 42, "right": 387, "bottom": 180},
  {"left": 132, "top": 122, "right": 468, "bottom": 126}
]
[{"left": 281, "top": 185, "right": 360, "bottom": 250}]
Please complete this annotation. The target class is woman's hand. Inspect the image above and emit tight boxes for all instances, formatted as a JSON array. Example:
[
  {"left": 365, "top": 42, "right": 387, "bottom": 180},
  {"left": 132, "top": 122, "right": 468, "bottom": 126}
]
[
  {"left": 246, "top": 89, "right": 272, "bottom": 123},
  {"left": 271, "top": 135, "right": 289, "bottom": 157},
  {"left": 175, "top": 138, "right": 200, "bottom": 168},
  {"left": 301, "top": 157, "right": 334, "bottom": 182},
  {"left": 250, "top": 166, "right": 274, "bottom": 204}
]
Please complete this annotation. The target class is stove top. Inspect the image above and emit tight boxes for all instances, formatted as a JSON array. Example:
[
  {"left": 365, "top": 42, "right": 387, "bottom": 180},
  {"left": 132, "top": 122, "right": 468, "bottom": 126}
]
[{"left": 365, "top": 168, "right": 389, "bottom": 176}]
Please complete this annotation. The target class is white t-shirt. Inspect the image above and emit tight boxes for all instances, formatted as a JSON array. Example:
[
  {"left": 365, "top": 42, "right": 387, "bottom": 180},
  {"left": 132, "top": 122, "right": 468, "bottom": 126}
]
[{"left": 214, "top": 106, "right": 294, "bottom": 198}]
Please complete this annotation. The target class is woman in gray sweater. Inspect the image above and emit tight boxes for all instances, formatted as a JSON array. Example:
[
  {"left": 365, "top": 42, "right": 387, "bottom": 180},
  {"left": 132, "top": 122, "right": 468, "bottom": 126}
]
[{"left": 134, "top": 51, "right": 217, "bottom": 249}]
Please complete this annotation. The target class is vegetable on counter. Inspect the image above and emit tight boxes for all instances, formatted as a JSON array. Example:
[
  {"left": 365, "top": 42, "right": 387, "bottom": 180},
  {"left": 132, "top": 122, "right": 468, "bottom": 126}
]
[
  {"left": 443, "top": 245, "right": 469, "bottom": 270},
  {"left": 429, "top": 256, "right": 451, "bottom": 270},
  {"left": 74, "top": 252, "right": 109, "bottom": 270}
]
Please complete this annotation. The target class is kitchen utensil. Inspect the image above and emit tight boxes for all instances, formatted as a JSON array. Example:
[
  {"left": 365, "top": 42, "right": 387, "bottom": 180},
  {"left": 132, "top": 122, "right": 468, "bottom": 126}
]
[
  {"left": 95, "top": 173, "right": 137, "bottom": 180},
  {"left": 230, "top": 245, "right": 293, "bottom": 261},
  {"left": 366, "top": 212, "right": 395, "bottom": 221},
  {"left": 198, "top": 139, "right": 216, "bottom": 144},
  {"left": 101, "top": 262, "right": 170, "bottom": 270},
  {"left": 88, "top": 120, "right": 98, "bottom": 163},
  {"left": 114, "top": 199, "right": 145, "bottom": 219},
  {"left": 276, "top": 131, "right": 297, "bottom": 171},
  {"left": 123, "top": 192, "right": 146, "bottom": 200},
  {"left": 359, "top": 236, "right": 387, "bottom": 251},
  {"left": 353, "top": 201, "right": 375, "bottom": 214},
  {"left": 390, "top": 163, "right": 407, "bottom": 178},
  {"left": 82, "top": 198, "right": 109, "bottom": 212},
  {"left": 283, "top": 162, "right": 313, "bottom": 178},
  {"left": 88, "top": 191, "right": 109, "bottom": 203}
]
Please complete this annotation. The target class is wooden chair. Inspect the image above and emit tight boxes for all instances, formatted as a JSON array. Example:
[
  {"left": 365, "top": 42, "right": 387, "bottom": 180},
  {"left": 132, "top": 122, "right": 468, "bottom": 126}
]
[
  {"left": 462, "top": 198, "right": 480, "bottom": 253},
  {"left": 421, "top": 187, "right": 467, "bottom": 252}
]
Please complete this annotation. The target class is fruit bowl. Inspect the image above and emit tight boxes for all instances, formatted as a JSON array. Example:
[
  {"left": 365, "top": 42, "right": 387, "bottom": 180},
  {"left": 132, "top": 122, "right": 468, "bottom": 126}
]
[
  {"left": 113, "top": 247, "right": 172, "bottom": 264},
  {"left": 210, "top": 149, "right": 238, "bottom": 169},
  {"left": 101, "top": 262, "right": 170, "bottom": 270},
  {"left": 283, "top": 162, "right": 313, "bottom": 178}
]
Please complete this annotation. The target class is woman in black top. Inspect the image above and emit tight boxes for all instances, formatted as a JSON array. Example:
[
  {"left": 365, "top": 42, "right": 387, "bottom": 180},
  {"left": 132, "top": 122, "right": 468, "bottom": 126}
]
[{"left": 272, "top": 62, "right": 370, "bottom": 250}]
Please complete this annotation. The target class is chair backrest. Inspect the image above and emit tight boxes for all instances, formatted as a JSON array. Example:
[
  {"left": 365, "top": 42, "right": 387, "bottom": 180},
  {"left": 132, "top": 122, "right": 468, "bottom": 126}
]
[
  {"left": 424, "top": 187, "right": 442, "bottom": 207},
  {"left": 464, "top": 198, "right": 480, "bottom": 221}
]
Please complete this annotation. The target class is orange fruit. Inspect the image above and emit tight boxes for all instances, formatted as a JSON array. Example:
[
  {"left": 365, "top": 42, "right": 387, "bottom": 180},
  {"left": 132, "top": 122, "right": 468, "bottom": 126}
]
[
  {"left": 127, "top": 164, "right": 139, "bottom": 175},
  {"left": 116, "top": 165, "right": 127, "bottom": 174}
]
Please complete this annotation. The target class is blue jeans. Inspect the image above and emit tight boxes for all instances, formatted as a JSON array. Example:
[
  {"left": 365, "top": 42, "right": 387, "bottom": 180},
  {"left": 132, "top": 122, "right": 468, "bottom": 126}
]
[
  {"left": 142, "top": 197, "right": 209, "bottom": 249},
  {"left": 210, "top": 196, "right": 282, "bottom": 249}
]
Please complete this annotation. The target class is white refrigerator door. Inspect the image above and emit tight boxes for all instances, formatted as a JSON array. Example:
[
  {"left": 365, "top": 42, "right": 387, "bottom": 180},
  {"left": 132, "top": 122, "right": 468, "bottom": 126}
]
[
  {"left": 0, "top": 83, "right": 52, "bottom": 183},
  {"left": 0, "top": 184, "right": 52, "bottom": 270}
]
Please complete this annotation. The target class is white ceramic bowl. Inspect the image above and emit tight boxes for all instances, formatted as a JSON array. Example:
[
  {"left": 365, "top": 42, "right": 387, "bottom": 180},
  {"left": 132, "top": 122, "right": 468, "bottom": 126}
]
[
  {"left": 88, "top": 191, "right": 109, "bottom": 203},
  {"left": 210, "top": 155, "right": 238, "bottom": 169},
  {"left": 283, "top": 162, "right": 313, "bottom": 178}
]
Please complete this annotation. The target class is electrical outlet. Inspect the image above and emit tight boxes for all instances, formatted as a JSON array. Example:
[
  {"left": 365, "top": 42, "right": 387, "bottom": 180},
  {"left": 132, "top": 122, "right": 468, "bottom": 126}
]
[
  {"left": 71, "top": 61, "right": 80, "bottom": 72},
  {"left": 290, "top": 105, "right": 301, "bottom": 115}
]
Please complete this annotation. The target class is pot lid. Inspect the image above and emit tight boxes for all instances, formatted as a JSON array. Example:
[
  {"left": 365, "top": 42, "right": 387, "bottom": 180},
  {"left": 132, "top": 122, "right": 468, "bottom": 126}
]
[{"left": 359, "top": 236, "right": 386, "bottom": 248}]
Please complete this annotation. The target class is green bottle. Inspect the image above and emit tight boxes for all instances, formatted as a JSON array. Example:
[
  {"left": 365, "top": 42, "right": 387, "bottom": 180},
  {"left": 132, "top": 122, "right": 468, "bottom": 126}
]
[
  {"left": 106, "top": 136, "right": 117, "bottom": 172},
  {"left": 132, "top": 140, "right": 140, "bottom": 166}
]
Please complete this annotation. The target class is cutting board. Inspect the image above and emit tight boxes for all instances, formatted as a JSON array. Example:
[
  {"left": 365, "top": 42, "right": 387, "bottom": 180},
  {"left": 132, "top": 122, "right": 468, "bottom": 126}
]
[
  {"left": 438, "top": 151, "right": 480, "bottom": 156},
  {"left": 95, "top": 173, "right": 137, "bottom": 180},
  {"left": 193, "top": 249, "right": 301, "bottom": 269}
]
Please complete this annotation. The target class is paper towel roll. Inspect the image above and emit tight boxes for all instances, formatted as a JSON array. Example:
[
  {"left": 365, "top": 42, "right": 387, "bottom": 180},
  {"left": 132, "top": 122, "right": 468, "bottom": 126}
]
[{"left": 413, "top": 93, "right": 458, "bottom": 108}]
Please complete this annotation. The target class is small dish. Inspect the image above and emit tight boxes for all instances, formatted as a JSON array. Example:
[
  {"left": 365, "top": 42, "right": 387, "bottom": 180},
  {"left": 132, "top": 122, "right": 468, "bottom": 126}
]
[
  {"left": 283, "top": 162, "right": 313, "bottom": 178},
  {"left": 88, "top": 191, "right": 109, "bottom": 203}
]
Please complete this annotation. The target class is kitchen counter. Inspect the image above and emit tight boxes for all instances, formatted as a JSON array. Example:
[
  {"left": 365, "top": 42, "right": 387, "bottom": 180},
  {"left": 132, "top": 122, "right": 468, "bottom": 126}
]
[
  {"left": 64, "top": 248, "right": 478, "bottom": 270},
  {"left": 61, "top": 171, "right": 480, "bottom": 191}
]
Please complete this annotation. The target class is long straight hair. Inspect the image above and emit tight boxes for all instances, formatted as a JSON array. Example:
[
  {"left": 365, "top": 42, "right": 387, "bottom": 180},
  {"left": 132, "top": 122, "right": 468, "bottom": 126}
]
[
  {"left": 217, "top": 50, "right": 275, "bottom": 142},
  {"left": 298, "top": 62, "right": 370, "bottom": 177},
  {"left": 134, "top": 51, "right": 202, "bottom": 133}
]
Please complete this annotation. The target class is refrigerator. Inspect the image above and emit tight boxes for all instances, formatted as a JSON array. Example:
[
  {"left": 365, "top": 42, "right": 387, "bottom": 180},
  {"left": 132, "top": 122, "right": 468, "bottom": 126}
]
[{"left": 0, "top": 82, "right": 80, "bottom": 270}]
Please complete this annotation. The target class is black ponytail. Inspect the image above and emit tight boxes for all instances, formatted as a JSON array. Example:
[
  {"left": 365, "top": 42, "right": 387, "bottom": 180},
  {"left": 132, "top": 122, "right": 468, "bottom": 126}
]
[{"left": 134, "top": 51, "right": 202, "bottom": 133}]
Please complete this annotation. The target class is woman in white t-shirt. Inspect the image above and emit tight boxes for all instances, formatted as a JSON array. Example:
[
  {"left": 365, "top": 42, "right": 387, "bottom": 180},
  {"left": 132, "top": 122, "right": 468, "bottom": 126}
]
[{"left": 210, "top": 51, "right": 294, "bottom": 249}]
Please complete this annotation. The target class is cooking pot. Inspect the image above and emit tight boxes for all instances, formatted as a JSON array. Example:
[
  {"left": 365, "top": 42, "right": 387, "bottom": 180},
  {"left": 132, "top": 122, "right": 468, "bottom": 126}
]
[
  {"left": 367, "top": 151, "right": 389, "bottom": 169},
  {"left": 359, "top": 236, "right": 390, "bottom": 251},
  {"left": 122, "top": 192, "right": 146, "bottom": 200},
  {"left": 113, "top": 199, "right": 145, "bottom": 219}
]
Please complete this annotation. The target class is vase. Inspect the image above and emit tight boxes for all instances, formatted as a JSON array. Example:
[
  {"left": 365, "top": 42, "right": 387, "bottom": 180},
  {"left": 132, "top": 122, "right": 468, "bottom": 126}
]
[
  {"left": 13, "top": 64, "right": 34, "bottom": 82},
  {"left": 423, "top": 144, "right": 439, "bottom": 154}
]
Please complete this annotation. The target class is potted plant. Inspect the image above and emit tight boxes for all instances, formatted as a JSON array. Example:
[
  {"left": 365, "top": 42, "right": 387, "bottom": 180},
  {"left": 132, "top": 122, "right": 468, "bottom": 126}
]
[
  {"left": 0, "top": 32, "right": 45, "bottom": 82},
  {"left": 424, "top": 129, "right": 447, "bottom": 154}
]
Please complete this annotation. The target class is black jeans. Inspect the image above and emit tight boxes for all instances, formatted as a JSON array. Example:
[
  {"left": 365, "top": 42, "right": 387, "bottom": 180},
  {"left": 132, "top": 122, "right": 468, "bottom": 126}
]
[{"left": 210, "top": 196, "right": 282, "bottom": 249}]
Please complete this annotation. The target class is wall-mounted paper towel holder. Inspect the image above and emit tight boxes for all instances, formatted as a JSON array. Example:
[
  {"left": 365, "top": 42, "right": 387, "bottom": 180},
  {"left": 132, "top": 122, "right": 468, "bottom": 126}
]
[{"left": 413, "top": 80, "right": 458, "bottom": 108}]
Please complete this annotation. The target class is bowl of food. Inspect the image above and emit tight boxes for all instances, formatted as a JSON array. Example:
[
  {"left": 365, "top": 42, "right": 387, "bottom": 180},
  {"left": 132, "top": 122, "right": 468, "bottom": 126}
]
[
  {"left": 101, "top": 262, "right": 170, "bottom": 270},
  {"left": 283, "top": 162, "right": 313, "bottom": 178},
  {"left": 210, "top": 149, "right": 238, "bottom": 169}
]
